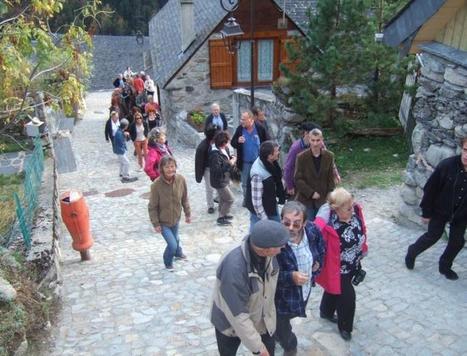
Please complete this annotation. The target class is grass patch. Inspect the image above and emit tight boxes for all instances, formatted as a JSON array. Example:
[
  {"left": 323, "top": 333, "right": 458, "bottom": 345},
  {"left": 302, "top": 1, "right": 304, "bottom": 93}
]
[
  {"left": 0, "top": 137, "right": 31, "bottom": 154},
  {"left": 0, "top": 174, "right": 23, "bottom": 238},
  {"left": 328, "top": 134, "right": 409, "bottom": 189}
]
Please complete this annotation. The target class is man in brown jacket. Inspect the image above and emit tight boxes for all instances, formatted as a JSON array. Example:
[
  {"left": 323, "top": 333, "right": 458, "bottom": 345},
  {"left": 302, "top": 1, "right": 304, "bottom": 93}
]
[{"left": 294, "top": 128, "right": 336, "bottom": 220}]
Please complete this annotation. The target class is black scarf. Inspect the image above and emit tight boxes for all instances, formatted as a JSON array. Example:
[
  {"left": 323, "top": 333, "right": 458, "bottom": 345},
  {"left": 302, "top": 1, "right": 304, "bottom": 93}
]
[{"left": 261, "top": 158, "right": 286, "bottom": 205}]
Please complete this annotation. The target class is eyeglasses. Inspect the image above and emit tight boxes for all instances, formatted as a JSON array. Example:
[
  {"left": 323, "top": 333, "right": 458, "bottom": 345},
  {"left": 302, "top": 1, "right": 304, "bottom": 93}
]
[{"left": 282, "top": 219, "right": 303, "bottom": 229}]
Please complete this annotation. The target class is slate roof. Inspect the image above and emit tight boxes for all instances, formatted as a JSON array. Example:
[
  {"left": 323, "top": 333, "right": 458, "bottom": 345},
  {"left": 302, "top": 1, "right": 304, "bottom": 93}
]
[
  {"left": 149, "top": 0, "right": 315, "bottom": 88},
  {"left": 383, "top": 0, "right": 445, "bottom": 51}
]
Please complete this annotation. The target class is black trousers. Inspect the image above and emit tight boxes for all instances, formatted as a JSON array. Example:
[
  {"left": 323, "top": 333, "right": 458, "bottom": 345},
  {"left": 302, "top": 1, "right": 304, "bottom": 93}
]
[
  {"left": 215, "top": 328, "right": 275, "bottom": 356},
  {"left": 408, "top": 216, "right": 466, "bottom": 270},
  {"left": 275, "top": 314, "right": 297, "bottom": 352},
  {"left": 320, "top": 274, "right": 355, "bottom": 333}
]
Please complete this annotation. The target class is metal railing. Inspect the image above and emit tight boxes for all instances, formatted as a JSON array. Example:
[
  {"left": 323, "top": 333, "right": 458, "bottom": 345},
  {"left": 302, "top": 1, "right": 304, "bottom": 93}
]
[{"left": 2, "top": 137, "right": 45, "bottom": 248}]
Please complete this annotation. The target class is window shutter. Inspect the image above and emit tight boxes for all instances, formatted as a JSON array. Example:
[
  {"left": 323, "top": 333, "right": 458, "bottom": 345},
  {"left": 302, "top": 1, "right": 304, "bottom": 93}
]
[
  {"left": 280, "top": 38, "right": 299, "bottom": 75},
  {"left": 209, "top": 39, "right": 233, "bottom": 88}
]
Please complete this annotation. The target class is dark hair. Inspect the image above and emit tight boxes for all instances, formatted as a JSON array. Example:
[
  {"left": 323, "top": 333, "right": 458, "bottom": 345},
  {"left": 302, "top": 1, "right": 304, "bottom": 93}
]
[
  {"left": 205, "top": 124, "right": 221, "bottom": 141},
  {"left": 259, "top": 140, "right": 279, "bottom": 161},
  {"left": 300, "top": 122, "right": 320, "bottom": 132},
  {"left": 460, "top": 136, "right": 467, "bottom": 147},
  {"left": 251, "top": 106, "right": 260, "bottom": 117},
  {"left": 214, "top": 131, "right": 230, "bottom": 148}
]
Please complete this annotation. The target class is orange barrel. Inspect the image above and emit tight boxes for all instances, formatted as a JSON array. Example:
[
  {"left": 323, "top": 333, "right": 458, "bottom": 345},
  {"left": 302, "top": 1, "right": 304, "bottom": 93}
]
[{"left": 60, "top": 190, "right": 93, "bottom": 260}]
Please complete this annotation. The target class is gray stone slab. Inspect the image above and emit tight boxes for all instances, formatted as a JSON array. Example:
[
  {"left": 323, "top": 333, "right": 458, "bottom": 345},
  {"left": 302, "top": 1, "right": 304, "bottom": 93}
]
[
  {"left": 53, "top": 137, "right": 77, "bottom": 174},
  {"left": 58, "top": 117, "right": 75, "bottom": 132}
]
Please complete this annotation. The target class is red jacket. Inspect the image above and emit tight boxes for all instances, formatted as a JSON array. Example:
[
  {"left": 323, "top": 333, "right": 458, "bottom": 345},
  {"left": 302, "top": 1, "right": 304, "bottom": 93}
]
[
  {"left": 133, "top": 77, "right": 145, "bottom": 94},
  {"left": 314, "top": 204, "right": 368, "bottom": 295},
  {"left": 144, "top": 144, "right": 172, "bottom": 181}
]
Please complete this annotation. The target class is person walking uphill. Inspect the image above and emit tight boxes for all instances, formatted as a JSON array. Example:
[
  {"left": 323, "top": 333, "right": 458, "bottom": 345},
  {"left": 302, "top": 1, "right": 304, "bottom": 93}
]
[
  {"left": 405, "top": 136, "right": 467, "bottom": 280},
  {"left": 275, "top": 201, "right": 325, "bottom": 355},
  {"left": 211, "top": 220, "right": 289, "bottom": 356},
  {"left": 231, "top": 110, "right": 269, "bottom": 204},
  {"left": 148, "top": 156, "right": 191, "bottom": 270}
]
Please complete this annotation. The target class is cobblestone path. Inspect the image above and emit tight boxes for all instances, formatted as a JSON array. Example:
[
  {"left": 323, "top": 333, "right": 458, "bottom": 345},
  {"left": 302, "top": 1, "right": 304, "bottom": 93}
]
[{"left": 48, "top": 91, "right": 467, "bottom": 355}]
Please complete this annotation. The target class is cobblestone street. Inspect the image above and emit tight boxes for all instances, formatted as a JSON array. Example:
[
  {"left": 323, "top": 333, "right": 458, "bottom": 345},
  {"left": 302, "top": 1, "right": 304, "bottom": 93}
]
[{"left": 48, "top": 91, "right": 467, "bottom": 355}]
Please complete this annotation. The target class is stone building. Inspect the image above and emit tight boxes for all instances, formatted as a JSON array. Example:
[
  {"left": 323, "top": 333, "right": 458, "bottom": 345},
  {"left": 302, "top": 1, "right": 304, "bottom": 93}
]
[
  {"left": 148, "top": 0, "right": 314, "bottom": 145},
  {"left": 384, "top": 0, "right": 467, "bottom": 225}
]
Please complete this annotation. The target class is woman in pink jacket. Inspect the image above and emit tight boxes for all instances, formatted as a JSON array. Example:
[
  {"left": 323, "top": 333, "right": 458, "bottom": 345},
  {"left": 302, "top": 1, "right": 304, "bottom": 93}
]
[
  {"left": 314, "top": 187, "right": 368, "bottom": 341},
  {"left": 144, "top": 128, "right": 172, "bottom": 181}
]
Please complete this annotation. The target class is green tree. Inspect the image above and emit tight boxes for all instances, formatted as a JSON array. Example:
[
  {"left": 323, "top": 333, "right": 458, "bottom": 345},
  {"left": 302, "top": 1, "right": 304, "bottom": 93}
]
[
  {"left": 0, "top": 0, "right": 106, "bottom": 133},
  {"left": 279, "top": 0, "right": 411, "bottom": 129},
  {"left": 280, "top": 0, "right": 373, "bottom": 128}
]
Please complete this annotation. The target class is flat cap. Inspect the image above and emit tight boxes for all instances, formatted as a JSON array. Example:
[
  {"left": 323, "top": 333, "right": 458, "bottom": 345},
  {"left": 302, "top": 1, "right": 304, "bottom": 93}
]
[{"left": 250, "top": 220, "right": 289, "bottom": 248}]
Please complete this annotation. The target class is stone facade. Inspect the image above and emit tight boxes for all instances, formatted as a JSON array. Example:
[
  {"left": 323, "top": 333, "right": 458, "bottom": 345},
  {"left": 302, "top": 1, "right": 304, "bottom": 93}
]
[
  {"left": 161, "top": 35, "right": 233, "bottom": 146},
  {"left": 398, "top": 50, "right": 467, "bottom": 226},
  {"left": 90, "top": 35, "right": 152, "bottom": 90}
]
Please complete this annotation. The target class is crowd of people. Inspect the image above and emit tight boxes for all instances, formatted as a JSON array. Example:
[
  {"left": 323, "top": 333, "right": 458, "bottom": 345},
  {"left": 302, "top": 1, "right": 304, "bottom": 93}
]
[{"left": 103, "top": 74, "right": 467, "bottom": 354}]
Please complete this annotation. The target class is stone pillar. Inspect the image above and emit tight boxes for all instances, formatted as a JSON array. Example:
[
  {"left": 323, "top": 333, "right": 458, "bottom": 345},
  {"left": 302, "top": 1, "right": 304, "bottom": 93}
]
[{"left": 398, "top": 47, "right": 467, "bottom": 226}]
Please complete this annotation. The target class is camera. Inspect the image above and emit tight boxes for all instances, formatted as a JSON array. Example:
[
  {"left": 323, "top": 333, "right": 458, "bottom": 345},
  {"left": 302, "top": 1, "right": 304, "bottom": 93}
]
[{"left": 352, "top": 267, "right": 366, "bottom": 286}]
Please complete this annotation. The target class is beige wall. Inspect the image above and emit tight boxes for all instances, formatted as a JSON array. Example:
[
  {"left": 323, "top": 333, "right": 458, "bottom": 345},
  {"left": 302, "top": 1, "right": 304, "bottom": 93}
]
[{"left": 436, "top": 5, "right": 467, "bottom": 50}]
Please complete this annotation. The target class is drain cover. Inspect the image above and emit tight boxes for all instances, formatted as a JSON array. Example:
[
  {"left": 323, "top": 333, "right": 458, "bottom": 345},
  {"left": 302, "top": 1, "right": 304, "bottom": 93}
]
[{"left": 104, "top": 188, "right": 135, "bottom": 198}]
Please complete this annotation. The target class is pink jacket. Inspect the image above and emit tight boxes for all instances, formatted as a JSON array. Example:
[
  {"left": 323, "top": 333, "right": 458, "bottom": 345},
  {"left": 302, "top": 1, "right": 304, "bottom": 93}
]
[
  {"left": 314, "top": 204, "right": 368, "bottom": 295},
  {"left": 144, "top": 144, "right": 172, "bottom": 181}
]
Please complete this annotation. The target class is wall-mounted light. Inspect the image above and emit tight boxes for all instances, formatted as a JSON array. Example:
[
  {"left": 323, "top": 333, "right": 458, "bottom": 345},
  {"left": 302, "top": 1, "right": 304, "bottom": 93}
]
[
  {"left": 374, "top": 33, "right": 384, "bottom": 42},
  {"left": 220, "top": 17, "right": 244, "bottom": 54}
]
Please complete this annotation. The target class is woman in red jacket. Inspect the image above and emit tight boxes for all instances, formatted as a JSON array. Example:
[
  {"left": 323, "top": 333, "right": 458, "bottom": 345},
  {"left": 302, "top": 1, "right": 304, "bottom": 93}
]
[
  {"left": 314, "top": 187, "right": 368, "bottom": 341},
  {"left": 144, "top": 128, "right": 172, "bottom": 181}
]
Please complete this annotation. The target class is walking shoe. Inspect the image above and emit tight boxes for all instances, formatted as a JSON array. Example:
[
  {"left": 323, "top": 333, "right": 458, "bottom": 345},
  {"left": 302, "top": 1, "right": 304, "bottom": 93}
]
[
  {"left": 284, "top": 349, "right": 297, "bottom": 356},
  {"left": 121, "top": 176, "right": 138, "bottom": 183},
  {"left": 165, "top": 265, "right": 174, "bottom": 271},
  {"left": 224, "top": 215, "right": 233, "bottom": 220},
  {"left": 320, "top": 312, "right": 338, "bottom": 323},
  {"left": 175, "top": 254, "right": 187, "bottom": 261},
  {"left": 339, "top": 329, "right": 351, "bottom": 341},
  {"left": 439, "top": 267, "right": 458, "bottom": 280},
  {"left": 405, "top": 248, "right": 415, "bottom": 270},
  {"left": 217, "top": 217, "right": 231, "bottom": 226},
  {"left": 208, "top": 207, "right": 215, "bottom": 214}
]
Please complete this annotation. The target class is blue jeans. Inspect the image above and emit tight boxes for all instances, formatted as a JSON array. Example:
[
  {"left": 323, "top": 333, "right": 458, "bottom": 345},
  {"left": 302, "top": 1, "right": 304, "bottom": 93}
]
[
  {"left": 161, "top": 223, "right": 183, "bottom": 267},
  {"left": 241, "top": 162, "right": 254, "bottom": 199},
  {"left": 249, "top": 212, "right": 280, "bottom": 233}
]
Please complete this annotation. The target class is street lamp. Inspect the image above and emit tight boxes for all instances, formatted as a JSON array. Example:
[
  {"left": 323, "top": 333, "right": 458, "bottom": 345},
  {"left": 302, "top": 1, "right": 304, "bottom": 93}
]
[{"left": 219, "top": 0, "right": 256, "bottom": 108}]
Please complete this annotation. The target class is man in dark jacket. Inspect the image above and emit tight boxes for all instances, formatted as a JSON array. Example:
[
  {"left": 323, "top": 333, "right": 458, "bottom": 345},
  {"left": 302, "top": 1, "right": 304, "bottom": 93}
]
[
  {"left": 294, "top": 128, "right": 335, "bottom": 220},
  {"left": 246, "top": 141, "right": 286, "bottom": 231},
  {"left": 105, "top": 111, "right": 120, "bottom": 149},
  {"left": 275, "top": 201, "right": 325, "bottom": 356},
  {"left": 405, "top": 136, "right": 467, "bottom": 280},
  {"left": 231, "top": 111, "right": 269, "bottom": 203},
  {"left": 195, "top": 124, "right": 220, "bottom": 214},
  {"left": 204, "top": 103, "right": 228, "bottom": 133}
]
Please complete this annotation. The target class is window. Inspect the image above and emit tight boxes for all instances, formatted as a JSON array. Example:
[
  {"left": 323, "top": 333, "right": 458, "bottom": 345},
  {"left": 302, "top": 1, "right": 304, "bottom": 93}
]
[{"left": 236, "top": 39, "right": 275, "bottom": 84}]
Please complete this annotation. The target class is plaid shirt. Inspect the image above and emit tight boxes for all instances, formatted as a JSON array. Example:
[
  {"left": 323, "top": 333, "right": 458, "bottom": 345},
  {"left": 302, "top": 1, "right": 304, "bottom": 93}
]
[
  {"left": 288, "top": 233, "right": 313, "bottom": 301},
  {"left": 251, "top": 175, "right": 266, "bottom": 219},
  {"left": 275, "top": 221, "right": 325, "bottom": 317}
]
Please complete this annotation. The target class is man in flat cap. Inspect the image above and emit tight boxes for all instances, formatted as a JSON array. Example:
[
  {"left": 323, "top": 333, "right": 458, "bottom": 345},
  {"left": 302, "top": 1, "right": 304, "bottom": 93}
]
[{"left": 211, "top": 220, "right": 289, "bottom": 356}]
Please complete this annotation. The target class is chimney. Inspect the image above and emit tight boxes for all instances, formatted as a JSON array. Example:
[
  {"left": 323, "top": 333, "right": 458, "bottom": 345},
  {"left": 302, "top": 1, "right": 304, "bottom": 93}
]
[{"left": 180, "top": 0, "right": 195, "bottom": 51}]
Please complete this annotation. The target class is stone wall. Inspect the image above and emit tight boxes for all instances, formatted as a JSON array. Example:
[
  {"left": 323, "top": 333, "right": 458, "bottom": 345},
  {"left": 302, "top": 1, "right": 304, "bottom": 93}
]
[
  {"left": 161, "top": 35, "right": 233, "bottom": 146},
  {"left": 398, "top": 48, "right": 467, "bottom": 226},
  {"left": 90, "top": 35, "right": 152, "bottom": 90}
]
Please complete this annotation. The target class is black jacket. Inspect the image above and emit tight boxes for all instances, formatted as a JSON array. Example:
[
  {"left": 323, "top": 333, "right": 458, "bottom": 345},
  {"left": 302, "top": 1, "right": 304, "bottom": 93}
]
[
  {"left": 420, "top": 155, "right": 467, "bottom": 223},
  {"left": 209, "top": 148, "right": 232, "bottom": 189},
  {"left": 128, "top": 120, "right": 149, "bottom": 142},
  {"left": 195, "top": 138, "right": 212, "bottom": 183},
  {"left": 231, "top": 123, "right": 269, "bottom": 171},
  {"left": 204, "top": 113, "right": 228, "bottom": 133},
  {"left": 105, "top": 118, "right": 115, "bottom": 142}
]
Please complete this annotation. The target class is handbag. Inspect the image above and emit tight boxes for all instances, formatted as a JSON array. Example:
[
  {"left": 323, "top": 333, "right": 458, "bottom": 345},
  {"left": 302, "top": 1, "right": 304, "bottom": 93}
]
[{"left": 229, "top": 165, "right": 241, "bottom": 183}]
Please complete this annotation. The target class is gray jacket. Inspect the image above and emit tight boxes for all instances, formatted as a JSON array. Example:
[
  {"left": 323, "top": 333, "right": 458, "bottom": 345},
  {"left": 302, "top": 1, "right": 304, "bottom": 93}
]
[{"left": 210, "top": 238, "right": 279, "bottom": 353}]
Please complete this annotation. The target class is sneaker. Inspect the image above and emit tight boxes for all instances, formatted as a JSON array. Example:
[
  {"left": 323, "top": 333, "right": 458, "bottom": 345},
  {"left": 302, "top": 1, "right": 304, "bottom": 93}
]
[
  {"left": 217, "top": 217, "right": 231, "bottom": 226},
  {"left": 208, "top": 207, "right": 215, "bottom": 214},
  {"left": 405, "top": 250, "right": 415, "bottom": 270},
  {"left": 175, "top": 254, "right": 187, "bottom": 261},
  {"left": 224, "top": 215, "right": 233, "bottom": 220},
  {"left": 165, "top": 265, "right": 174, "bottom": 271},
  {"left": 121, "top": 176, "right": 138, "bottom": 183}
]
